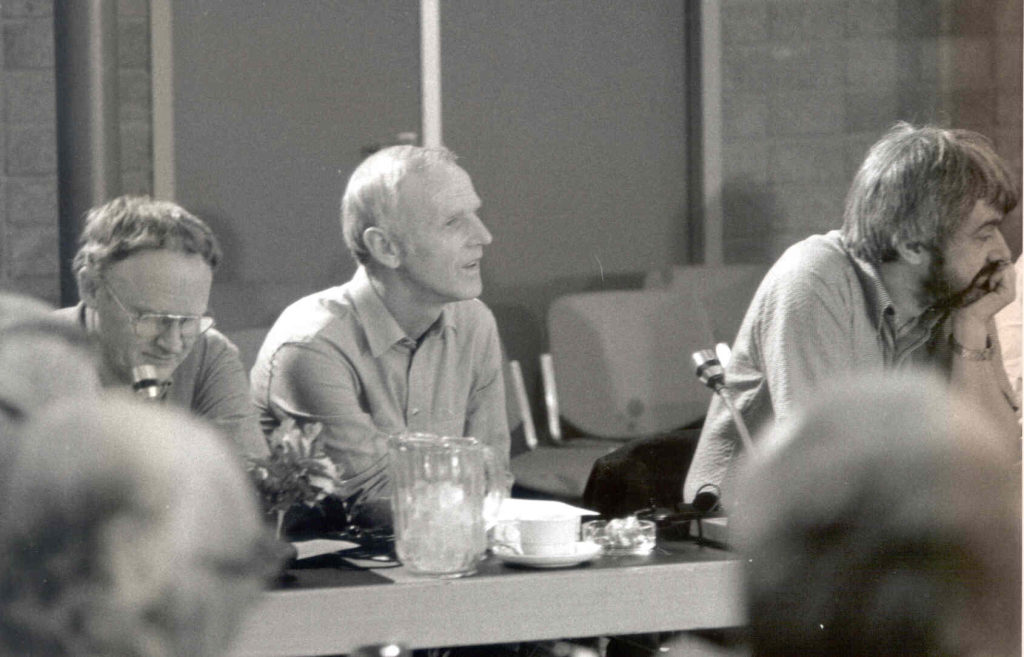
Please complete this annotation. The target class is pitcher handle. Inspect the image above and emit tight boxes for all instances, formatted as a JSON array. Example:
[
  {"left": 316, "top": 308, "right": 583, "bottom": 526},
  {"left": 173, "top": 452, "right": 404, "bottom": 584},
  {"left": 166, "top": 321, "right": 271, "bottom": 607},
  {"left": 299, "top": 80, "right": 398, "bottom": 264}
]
[{"left": 482, "top": 445, "right": 513, "bottom": 528}]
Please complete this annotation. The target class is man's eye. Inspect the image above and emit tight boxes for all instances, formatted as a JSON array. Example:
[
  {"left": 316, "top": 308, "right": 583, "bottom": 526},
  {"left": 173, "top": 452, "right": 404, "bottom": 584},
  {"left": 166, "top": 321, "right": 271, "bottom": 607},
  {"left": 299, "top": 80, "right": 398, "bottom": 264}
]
[{"left": 446, "top": 216, "right": 461, "bottom": 226}]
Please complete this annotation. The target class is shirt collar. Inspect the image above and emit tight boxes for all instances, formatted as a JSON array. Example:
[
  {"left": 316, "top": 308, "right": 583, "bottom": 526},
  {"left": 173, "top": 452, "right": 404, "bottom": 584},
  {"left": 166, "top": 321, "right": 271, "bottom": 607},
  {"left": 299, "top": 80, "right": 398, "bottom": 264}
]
[
  {"left": 347, "top": 266, "right": 455, "bottom": 358},
  {"left": 840, "top": 236, "right": 946, "bottom": 336},
  {"left": 842, "top": 239, "right": 894, "bottom": 334}
]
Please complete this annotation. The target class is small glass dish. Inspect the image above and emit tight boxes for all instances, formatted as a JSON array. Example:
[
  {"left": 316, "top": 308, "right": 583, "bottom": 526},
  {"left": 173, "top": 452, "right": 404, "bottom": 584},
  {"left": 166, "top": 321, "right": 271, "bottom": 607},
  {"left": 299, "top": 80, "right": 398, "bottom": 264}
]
[{"left": 582, "top": 517, "right": 657, "bottom": 555}]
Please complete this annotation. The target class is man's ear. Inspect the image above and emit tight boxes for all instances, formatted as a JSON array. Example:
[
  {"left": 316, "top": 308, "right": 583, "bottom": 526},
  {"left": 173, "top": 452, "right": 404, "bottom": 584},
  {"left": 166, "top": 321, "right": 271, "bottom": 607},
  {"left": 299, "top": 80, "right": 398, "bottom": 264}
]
[
  {"left": 78, "top": 267, "right": 100, "bottom": 307},
  {"left": 363, "top": 227, "right": 402, "bottom": 269},
  {"left": 895, "top": 240, "right": 926, "bottom": 266}
]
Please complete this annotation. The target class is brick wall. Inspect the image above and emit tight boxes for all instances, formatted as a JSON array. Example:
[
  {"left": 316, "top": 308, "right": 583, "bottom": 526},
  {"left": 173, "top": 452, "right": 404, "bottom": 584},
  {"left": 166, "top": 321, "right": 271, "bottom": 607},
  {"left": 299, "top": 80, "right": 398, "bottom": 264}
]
[
  {"left": 719, "top": 0, "right": 1023, "bottom": 262},
  {"left": 0, "top": 2, "right": 1019, "bottom": 300},
  {"left": 0, "top": 0, "right": 151, "bottom": 305}
]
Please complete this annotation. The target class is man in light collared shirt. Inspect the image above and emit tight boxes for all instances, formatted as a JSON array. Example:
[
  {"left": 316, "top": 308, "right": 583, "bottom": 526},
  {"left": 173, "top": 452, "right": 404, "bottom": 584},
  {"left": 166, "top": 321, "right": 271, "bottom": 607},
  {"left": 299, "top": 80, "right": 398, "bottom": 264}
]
[{"left": 251, "top": 146, "right": 509, "bottom": 530}]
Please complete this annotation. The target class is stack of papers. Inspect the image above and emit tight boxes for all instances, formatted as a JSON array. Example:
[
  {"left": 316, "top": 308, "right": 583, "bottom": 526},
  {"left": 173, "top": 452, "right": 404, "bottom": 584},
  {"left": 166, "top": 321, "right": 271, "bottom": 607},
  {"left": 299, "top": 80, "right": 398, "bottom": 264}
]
[
  {"left": 496, "top": 498, "right": 596, "bottom": 521},
  {"left": 292, "top": 538, "right": 359, "bottom": 560}
]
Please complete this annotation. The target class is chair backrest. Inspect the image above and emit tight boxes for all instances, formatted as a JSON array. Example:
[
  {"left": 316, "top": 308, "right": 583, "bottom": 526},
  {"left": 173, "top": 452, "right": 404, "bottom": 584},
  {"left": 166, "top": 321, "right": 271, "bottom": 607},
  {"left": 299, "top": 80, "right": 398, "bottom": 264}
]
[
  {"left": 644, "top": 264, "right": 768, "bottom": 345},
  {"left": 548, "top": 288, "right": 713, "bottom": 438},
  {"left": 548, "top": 265, "right": 768, "bottom": 439}
]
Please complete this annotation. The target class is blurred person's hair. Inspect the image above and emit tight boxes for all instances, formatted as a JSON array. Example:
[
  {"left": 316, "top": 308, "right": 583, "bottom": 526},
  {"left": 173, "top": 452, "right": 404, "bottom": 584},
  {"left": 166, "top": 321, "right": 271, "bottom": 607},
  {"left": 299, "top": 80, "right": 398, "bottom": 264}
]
[
  {"left": 71, "top": 196, "right": 222, "bottom": 282},
  {"left": 341, "top": 145, "right": 458, "bottom": 265},
  {"left": 732, "top": 373, "right": 1021, "bottom": 657},
  {"left": 0, "top": 291, "right": 99, "bottom": 424},
  {"left": 0, "top": 396, "right": 278, "bottom": 657},
  {"left": 841, "top": 122, "right": 1019, "bottom": 264},
  {"left": 0, "top": 290, "right": 55, "bottom": 330}
]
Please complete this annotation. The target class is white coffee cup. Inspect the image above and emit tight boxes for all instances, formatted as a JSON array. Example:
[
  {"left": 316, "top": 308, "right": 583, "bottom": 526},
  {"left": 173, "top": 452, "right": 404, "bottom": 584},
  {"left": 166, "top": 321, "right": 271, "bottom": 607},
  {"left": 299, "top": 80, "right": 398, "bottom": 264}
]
[{"left": 495, "top": 515, "right": 580, "bottom": 556}]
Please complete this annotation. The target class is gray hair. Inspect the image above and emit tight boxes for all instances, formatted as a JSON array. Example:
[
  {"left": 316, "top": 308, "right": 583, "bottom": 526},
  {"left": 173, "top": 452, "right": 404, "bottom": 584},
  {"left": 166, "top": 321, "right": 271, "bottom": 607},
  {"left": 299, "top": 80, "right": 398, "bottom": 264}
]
[
  {"left": 0, "top": 291, "right": 100, "bottom": 425},
  {"left": 340, "top": 145, "right": 458, "bottom": 265},
  {"left": 71, "top": 195, "right": 222, "bottom": 277},
  {"left": 733, "top": 373, "right": 1021, "bottom": 657},
  {"left": 841, "top": 122, "right": 1019, "bottom": 264},
  {"left": 0, "top": 397, "right": 274, "bottom": 657}
]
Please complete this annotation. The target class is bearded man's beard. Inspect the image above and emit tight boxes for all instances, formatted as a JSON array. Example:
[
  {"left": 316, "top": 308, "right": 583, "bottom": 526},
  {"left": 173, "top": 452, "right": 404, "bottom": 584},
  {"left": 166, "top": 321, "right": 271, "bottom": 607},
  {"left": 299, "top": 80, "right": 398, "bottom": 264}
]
[
  {"left": 923, "top": 248, "right": 1004, "bottom": 312},
  {"left": 920, "top": 248, "right": 957, "bottom": 310}
]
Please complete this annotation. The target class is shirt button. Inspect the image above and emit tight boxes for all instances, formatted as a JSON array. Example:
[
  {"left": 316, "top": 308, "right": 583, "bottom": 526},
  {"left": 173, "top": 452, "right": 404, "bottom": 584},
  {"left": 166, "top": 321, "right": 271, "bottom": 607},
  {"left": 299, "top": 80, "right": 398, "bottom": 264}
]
[{"left": 410, "top": 408, "right": 420, "bottom": 416}]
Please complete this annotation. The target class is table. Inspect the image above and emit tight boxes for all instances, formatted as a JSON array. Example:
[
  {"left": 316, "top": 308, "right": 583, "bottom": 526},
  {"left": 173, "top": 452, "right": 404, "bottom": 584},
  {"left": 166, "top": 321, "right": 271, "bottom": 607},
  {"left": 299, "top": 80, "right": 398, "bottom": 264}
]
[{"left": 227, "top": 538, "right": 745, "bottom": 657}]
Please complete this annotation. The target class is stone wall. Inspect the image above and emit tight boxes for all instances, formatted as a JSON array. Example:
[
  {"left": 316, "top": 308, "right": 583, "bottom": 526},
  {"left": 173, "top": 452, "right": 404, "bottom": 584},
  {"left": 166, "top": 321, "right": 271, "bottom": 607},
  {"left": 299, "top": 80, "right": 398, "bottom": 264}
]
[
  {"left": 0, "top": 0, "right": 151, "bottom": 305},
  {"left": 719, "top": 0, "right": 1023, "bottom": 262}
]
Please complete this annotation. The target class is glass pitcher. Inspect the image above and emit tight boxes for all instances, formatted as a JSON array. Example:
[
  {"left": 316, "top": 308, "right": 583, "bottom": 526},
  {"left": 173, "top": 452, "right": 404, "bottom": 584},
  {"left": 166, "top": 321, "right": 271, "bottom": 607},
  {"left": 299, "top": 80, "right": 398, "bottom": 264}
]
[{"left": 389, "top": 432, "right": 508, "bottom": 577}]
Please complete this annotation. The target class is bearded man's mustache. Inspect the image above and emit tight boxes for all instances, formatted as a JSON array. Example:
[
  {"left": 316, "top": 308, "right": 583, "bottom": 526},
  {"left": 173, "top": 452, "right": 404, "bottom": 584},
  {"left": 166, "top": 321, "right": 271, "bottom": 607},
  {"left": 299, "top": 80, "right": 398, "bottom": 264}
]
[{"left": 938, "top": 259, "right": 1010, "bottom": 310}]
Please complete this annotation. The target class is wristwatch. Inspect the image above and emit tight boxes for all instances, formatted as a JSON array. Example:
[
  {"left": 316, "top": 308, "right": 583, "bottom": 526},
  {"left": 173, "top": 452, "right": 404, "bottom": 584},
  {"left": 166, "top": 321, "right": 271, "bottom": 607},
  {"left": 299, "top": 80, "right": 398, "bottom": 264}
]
[{"left": 949, "top": 334, "right": 993, "bottom": 361}]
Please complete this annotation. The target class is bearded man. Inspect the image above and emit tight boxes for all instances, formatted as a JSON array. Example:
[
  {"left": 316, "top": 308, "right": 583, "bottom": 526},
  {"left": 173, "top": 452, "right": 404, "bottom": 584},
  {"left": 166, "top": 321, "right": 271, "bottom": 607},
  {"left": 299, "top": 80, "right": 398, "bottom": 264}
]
[{"left": 684, "top": 123, "right": 1020, "bottom": 506}]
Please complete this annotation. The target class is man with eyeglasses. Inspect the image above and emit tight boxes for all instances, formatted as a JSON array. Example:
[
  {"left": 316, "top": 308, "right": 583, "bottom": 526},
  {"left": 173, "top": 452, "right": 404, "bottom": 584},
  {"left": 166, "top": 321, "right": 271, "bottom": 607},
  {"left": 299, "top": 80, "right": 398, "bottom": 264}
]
[{"left": 55, "top": 195, "right": 267, "bottom": 459}]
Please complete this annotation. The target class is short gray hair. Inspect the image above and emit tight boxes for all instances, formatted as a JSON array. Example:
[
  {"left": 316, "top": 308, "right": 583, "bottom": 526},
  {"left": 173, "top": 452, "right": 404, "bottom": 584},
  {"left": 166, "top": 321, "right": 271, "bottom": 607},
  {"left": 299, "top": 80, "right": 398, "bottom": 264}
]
[
  {"left": 340, "top": 145, "right": 457, "bottom": 265},
  {"left": 733, "top": 373, "right": 1021, "bottom": 657},
  {"left": 0, "top": 397, "right": 273, "bottom": 657},
  {"left": 71, "top": 195, "right": 222, "bottom": 277},
  {"left": 841, "top": 122, "right": 1019, "bottom": 264}
]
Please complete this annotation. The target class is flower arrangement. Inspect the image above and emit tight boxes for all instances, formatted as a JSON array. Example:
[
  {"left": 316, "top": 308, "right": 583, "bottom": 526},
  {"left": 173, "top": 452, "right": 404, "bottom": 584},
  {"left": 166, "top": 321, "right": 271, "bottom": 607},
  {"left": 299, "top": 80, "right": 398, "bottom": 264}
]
[{"left": 247, "top": 419, "right": 341, "bottom": 538}]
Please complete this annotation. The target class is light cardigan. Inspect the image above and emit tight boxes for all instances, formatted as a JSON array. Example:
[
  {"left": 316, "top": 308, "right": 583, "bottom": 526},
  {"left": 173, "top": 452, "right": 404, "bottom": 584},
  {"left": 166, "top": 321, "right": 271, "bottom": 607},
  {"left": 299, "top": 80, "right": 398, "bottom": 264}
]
[{"left": 683, "top": 231, "right": 1015, "bottom": 503}]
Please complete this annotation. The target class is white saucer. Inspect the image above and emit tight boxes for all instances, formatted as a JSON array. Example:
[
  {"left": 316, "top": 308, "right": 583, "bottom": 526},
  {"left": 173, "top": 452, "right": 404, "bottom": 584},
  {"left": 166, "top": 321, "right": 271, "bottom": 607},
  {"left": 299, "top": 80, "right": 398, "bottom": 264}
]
[{"left": 491, "top": 541, "right": 602, "bottom": 568}]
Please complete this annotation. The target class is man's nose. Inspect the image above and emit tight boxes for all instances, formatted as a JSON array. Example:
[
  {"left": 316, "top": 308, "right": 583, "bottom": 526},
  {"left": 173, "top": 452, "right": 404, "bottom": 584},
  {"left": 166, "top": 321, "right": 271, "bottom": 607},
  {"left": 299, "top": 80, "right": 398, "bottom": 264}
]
[
  {"left": 469, "top": 215, "right": 492, "bottom": 246},
  {"left": 154, "top": 320, "right": 187, "bottom": 353},
  {"left": 991, "top": 229, "right": 1012, "bottom": 263}
]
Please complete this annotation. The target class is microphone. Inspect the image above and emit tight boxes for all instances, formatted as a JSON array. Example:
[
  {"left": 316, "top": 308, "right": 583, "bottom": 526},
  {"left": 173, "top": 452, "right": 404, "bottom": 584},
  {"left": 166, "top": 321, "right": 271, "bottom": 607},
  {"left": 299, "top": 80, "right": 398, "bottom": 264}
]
[
  {"left": 692, "top": 349, "right": 725, "bottom": 393},
  {"left": 132, "top": 364, "right": 166, "bottom": 401},
  {"left": 691, "top": 348, "right": 757, "bottom": 456}
]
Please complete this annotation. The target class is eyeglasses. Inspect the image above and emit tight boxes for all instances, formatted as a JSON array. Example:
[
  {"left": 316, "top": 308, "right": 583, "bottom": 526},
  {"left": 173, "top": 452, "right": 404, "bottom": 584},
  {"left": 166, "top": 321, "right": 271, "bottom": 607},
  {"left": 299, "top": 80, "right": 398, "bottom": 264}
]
[{"left": 103, "top": 282, "right": 215, "bottom": 339}]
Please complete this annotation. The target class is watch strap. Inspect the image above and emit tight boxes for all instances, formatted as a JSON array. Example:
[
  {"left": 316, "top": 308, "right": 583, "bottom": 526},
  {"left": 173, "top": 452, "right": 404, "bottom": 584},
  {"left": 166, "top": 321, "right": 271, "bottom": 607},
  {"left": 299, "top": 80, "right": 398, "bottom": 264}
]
[{"left": 949, "top": 334, "right": 993, "bottom": 361}]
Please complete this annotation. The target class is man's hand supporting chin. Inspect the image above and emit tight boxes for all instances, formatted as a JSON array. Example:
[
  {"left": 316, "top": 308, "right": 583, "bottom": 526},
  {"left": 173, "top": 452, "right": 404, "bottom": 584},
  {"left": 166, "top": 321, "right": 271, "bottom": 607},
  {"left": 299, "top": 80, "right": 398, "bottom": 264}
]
[{"left": 950, "top": 260, "right": 1020, "bottom": 443}]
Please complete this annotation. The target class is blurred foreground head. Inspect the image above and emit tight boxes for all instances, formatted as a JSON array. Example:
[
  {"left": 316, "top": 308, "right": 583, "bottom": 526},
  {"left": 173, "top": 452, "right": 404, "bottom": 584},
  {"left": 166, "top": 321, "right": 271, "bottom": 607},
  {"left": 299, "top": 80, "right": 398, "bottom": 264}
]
[
  {"left": 733, "top": 373, "right": 1021, "bottom": 657},
  {"left": 0, "top": 291, "right": 100, "bottom": 425},
  {"left": 0, "top": 397, "right": 276, "bottom": 657}
]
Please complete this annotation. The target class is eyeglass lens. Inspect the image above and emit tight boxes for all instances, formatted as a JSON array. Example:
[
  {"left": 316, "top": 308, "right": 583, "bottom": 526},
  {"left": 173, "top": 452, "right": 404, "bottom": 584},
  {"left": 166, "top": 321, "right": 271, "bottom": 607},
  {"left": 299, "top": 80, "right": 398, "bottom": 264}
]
[{"left": 134, "top": 315, "right": 214, "bottom": 337}]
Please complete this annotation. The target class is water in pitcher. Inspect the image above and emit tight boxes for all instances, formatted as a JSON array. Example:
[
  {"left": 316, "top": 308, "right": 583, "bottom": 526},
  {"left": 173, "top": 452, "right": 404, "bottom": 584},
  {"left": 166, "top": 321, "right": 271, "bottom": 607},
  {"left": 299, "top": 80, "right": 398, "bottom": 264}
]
[
  {"left": 393, "top": 480, "right": 487, "bottom": 574},
  {"left": 389, "top": 433, "right": 506, "bottom": 577}
]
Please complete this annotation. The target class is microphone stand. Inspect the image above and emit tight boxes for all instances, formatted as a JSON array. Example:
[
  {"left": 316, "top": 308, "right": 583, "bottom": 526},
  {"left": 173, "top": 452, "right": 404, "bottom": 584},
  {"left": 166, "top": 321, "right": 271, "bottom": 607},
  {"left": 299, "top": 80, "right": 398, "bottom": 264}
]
[
  {"left": 692, "top": 349, "right": 757, "bottom": 456},
  {"left": 632, "top": 348, "right": 752, "bottom": 536}
]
